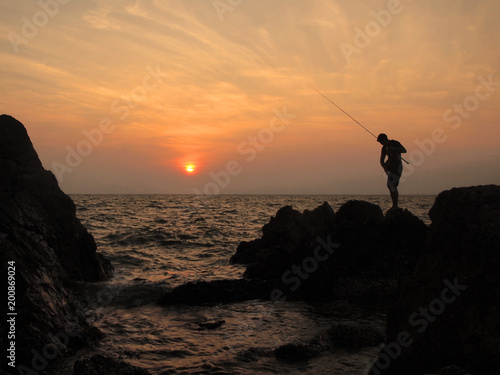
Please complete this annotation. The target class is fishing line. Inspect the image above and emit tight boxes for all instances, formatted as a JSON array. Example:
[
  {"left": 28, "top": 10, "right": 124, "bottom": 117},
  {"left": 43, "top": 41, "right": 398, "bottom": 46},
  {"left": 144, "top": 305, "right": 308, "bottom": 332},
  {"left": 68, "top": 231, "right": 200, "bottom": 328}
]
[{"left": 308, "top": 83, "right": 409, "bottom": 164}]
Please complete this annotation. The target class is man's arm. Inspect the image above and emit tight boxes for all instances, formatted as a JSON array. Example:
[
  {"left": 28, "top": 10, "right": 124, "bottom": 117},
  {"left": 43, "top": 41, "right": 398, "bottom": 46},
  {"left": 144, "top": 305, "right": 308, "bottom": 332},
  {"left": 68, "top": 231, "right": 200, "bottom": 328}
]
[{"left": 380, "top": 147, "right": 387, "bottom": 169}]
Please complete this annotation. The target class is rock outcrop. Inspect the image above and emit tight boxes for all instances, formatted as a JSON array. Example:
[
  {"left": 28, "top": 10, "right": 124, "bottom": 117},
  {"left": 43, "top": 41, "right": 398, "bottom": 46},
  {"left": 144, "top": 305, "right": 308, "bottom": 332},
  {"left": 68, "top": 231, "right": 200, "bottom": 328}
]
[
  {"left": 0, "top": 115, "right": 113, "bottom": 373},
  {"left": 230, "top": 200, "right": 427, "bottom": 302},
  {"left": 231, "top": 202, "right": 336, "bottom": 283},
  {"left": 370, "top": 185, "right": 500, "bottom": 375}
]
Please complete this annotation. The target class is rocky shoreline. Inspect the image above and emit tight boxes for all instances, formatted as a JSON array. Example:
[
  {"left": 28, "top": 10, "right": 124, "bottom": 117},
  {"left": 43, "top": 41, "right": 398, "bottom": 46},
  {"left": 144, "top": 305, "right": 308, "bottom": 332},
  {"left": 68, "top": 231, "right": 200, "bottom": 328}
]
[
  {"left": 158, "top": 188, "right": 500, "bottom": 375},
  {"left": 2, "top": 115, "right": 499, "bottom": 374}
]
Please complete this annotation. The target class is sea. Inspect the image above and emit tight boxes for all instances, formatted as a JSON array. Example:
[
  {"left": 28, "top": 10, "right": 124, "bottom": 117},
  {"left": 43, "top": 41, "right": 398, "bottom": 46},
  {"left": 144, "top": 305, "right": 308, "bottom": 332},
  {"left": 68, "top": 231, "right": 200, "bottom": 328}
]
[{"left": 53, "top": 195, "right": 435, "bottom": 375}]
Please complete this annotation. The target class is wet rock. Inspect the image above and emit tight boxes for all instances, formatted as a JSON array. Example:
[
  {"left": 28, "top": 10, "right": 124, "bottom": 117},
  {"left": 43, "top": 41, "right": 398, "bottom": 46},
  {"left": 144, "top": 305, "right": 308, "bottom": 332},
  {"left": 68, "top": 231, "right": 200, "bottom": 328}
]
[
  {"left": 157, "top": 279, "right": 273, "bottom": 306},
  {"left": 197, "top": 320, "right": 226, "bottom": 330},
  {"left": 74, "top": 354, "right": 150, "bottom": 375},
  {"left": 371, "top": 185, "right": 500, "bottom": 375},
  {"left": 0, "top": 115, "right": 113, "bottom": 372}
]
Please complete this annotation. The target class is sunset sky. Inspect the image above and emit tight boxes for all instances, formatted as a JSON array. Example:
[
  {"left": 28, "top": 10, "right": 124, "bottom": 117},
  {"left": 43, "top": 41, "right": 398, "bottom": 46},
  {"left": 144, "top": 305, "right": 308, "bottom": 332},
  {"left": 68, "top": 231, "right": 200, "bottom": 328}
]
[{"left": 1, "top": 0, "right": 499, "bottom": 194}]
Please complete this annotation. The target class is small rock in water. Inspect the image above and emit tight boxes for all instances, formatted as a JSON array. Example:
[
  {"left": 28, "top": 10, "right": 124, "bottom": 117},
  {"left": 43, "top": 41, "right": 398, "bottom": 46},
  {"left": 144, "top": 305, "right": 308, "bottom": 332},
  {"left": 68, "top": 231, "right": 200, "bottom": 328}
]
[{"left": 197, "top": 320, "right": 226, "bottom": 330}]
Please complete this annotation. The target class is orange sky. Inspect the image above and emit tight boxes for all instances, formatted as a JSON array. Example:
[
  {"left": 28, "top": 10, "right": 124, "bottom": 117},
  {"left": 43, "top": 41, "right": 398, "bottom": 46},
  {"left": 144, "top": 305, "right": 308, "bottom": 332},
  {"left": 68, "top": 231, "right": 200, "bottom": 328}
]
[{"left": 1, "top": 0, "right": 499, "bottom": 194}]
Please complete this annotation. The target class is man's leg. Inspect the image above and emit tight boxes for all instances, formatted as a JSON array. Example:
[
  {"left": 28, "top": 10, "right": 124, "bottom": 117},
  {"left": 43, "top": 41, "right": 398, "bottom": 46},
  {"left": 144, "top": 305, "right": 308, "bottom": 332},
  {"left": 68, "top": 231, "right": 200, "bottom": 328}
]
[
  {"left": 387, "top": 173, "right": 400, "bottom": 209},
  {"left": 389, "top": 184, "right": 399, "bottom": 209}
]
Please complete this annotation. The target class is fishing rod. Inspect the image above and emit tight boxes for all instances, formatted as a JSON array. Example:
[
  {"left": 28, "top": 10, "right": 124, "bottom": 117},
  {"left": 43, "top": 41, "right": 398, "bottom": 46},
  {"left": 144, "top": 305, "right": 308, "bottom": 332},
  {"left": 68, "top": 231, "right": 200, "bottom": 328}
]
[{"left": 307, "top": 83, "right": 409, "bottom": 164}]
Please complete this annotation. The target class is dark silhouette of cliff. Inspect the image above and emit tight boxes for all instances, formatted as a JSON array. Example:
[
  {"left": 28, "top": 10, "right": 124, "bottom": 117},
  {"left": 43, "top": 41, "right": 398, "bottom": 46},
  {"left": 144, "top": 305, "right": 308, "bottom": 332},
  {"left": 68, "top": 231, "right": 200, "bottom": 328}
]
[{"left": 0, "top": 115, "right": 113, "bottom": 373}]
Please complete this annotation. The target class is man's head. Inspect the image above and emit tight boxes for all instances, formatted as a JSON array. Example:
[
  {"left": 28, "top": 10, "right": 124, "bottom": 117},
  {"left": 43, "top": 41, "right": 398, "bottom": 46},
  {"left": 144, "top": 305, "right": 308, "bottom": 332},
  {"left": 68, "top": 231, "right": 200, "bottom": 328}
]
[{"left": 377, "top": 133, "right": 388, "bottom": 145}]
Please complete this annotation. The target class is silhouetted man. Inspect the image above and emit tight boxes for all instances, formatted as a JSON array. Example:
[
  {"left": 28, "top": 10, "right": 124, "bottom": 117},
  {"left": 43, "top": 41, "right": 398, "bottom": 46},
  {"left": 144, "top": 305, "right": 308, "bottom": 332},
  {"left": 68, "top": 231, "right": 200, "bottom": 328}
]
[{"left": 377, "top": 133, "right": 407, "bottom": 211}]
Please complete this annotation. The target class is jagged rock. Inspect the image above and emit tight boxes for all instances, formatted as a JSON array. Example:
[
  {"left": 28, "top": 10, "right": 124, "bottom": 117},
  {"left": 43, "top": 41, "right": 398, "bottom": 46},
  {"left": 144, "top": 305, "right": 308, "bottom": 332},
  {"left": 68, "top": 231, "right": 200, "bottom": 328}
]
[
  {"left": 74, "top": 354, "right": 150, "bottom": 375},
  {"left": 0, "top": 115, "right": 113, "bottom": 373},
  {"left": 231, "top": 201, "right": 335, "bottom": 268},
  {"left": 157, "top": 279, "right": 273, "bottom": 306},
  {"left": 371, "top": 185, "right": 500, "bottom": 375},
  {"left": 230, "top": 202, "right": 338, "bottom": 300},
  {"left": 229, "top": 199, "right": 427, "bottom": 302}
]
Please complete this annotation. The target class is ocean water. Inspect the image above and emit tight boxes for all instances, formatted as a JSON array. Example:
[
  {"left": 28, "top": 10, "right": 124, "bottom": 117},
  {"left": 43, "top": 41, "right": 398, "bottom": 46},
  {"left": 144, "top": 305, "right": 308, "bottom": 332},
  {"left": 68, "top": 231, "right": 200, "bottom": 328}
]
[{"left": 55, "top": 195, "right": 435, "bottom": 374}]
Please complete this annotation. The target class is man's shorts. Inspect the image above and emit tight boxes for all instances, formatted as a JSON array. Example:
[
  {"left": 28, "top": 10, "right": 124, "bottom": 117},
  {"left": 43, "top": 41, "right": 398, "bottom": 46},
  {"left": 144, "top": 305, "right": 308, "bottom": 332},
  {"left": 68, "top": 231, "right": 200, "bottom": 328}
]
[{"left": 387, "top": 162, "right": 403, "bottom": 190}]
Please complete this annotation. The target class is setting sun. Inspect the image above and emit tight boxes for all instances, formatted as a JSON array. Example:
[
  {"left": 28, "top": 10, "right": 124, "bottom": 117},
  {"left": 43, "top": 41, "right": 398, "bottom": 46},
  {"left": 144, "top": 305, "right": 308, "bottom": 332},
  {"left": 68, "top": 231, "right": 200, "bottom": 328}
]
[{"left": 185, "top": 165, "right": 196, "bottom": 174}]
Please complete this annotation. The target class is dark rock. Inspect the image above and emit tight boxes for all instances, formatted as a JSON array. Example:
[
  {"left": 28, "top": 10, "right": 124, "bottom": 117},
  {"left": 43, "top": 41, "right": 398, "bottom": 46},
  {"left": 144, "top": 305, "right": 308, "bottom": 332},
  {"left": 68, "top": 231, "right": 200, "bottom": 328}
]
[
  {"left": 274, "top": 341, "right": 325, "bottom": 362},
  {"left": 334, "top": 202, "right": 427, "bottom": 281},
  {"left": 330, "top": 200, "right": 384, "bottom": 274},
  {"left": 74, "top": 354, "right": 150, "bottom": 375},
  {"left": 274, "top": 320, "right": 385, "bottom": 363},
  {"left": 371, "top": 185, "right": 500, "bottom": 375},
  {"left": 229, "top": 199, "right": 427, "bottom": 302},
  {"left": 231, "top": 202, "right": 335, "bottom": 271},
  {"left": 326, "top": 322, "right": 385, "bottom": 350},
  {"left": 0, "top": 115, "right": 113, "bottom": 372},
  {"left": 197, "top": 320, "right": 226, "bottom": 330},
  {"left": 231, "top": 202, "right": 339, "bottom": 301},
  {"left": 383, "top": 208, "right": 429, "bottom": 281},
  {"left": 157, "top": 279, "right": 273, "bottom": 306},
  {"left": 335, "top": 199, "right": 384, "bottom": 224},
  {"left": 0, "top": 115, "right": 113, "bottom": 282}
]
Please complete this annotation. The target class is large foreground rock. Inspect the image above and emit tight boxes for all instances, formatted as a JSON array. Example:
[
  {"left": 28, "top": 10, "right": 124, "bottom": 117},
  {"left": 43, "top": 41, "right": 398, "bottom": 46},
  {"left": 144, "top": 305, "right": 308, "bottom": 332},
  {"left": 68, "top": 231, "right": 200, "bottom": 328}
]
[
  {"left": 371, "top": 185, "right": 500, "bottom": 375},
  {"left": 0, "top": 115, "right": 113, "bottom": 373}
]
